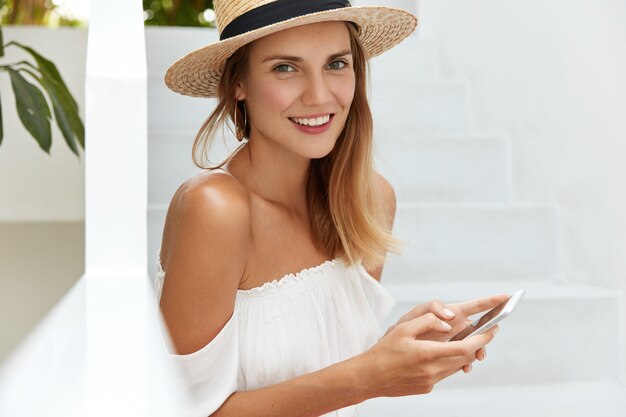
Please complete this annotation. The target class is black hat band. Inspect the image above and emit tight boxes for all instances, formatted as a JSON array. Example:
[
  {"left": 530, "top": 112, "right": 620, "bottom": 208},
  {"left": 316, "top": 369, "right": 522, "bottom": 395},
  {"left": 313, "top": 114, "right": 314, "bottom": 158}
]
[{"left": 220, "top": 0, "right": 352, "bottom": 41}]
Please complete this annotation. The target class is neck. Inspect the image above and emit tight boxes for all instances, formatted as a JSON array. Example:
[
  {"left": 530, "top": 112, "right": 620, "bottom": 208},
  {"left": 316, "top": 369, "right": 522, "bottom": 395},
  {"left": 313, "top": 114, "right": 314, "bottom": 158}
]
[{"left": 230, "top": 138, "right": 312, "bottom": 216}]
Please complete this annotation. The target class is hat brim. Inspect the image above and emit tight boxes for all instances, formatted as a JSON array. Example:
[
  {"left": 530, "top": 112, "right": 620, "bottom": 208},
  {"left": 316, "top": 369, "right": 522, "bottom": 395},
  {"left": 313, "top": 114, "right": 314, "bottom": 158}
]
[{"left": 164, "top": 6, "right": 418, "bottom": 98}]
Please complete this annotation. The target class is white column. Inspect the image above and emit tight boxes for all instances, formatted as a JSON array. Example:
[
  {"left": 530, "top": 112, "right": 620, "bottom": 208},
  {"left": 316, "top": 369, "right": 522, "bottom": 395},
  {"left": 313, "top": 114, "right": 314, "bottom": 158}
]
[
  {"left": 85, "top": 0, "right": 147, "bottom": 275},
  {"left": 84, "top": 0, "right": 148, "bottom": 415},
  {"left": 1, "top": 2, "right": 186, "bottom": 415},
  {"left": 84, "top": 1, "right": 184, "bottom": 416}
]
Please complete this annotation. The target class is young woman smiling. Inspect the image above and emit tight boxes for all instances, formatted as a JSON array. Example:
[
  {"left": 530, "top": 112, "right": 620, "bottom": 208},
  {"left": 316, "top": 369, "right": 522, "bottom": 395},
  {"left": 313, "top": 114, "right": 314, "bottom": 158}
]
[{"left": 155, "top": 1, "right": 507, "bottom": 416}]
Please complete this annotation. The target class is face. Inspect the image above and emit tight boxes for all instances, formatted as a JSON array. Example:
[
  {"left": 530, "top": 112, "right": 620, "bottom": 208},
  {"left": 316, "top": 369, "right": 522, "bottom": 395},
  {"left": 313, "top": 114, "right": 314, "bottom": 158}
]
[{"left": 235, "top": 21, "right": 356, "bottom": 160}]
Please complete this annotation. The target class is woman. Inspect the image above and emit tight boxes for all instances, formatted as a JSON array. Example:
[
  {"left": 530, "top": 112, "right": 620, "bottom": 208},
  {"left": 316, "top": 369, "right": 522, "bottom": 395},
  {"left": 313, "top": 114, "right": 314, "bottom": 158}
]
[{"left": 155, "top": 1, "right": 507, "bottom": 416}]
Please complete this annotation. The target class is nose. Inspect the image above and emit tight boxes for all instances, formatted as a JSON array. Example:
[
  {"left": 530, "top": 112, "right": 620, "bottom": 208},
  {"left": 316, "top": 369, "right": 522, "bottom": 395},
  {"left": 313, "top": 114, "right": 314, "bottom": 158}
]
[{"left": 301, "top": 72, "right": 333, "bottom": 106}]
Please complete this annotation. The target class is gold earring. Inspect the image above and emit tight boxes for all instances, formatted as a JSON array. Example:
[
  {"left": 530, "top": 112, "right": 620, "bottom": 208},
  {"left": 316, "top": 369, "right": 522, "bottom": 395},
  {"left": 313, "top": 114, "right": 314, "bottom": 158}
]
[{"left": 235, "top": 100, "right": 246, "bottom": 142}]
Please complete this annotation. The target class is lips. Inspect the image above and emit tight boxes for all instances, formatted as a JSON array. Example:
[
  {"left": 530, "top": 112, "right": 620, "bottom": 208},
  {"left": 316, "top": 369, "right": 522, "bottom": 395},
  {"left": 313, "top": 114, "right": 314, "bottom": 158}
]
[
  {"left": 288, "top": 114, "right": 333, "bottom": 127},
  {"left": 289, "top": 113, "right": 335, "bottom": 134}
]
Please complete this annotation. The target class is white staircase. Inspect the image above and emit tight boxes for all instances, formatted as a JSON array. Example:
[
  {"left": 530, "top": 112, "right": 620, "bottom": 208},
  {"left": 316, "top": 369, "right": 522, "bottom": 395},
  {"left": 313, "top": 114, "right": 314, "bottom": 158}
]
[
  {"left": 361, "top": 34, "right": 626, "bottom": 415},
  {"left": 145, "top": 28, "right": 626, "bottom": 416}
]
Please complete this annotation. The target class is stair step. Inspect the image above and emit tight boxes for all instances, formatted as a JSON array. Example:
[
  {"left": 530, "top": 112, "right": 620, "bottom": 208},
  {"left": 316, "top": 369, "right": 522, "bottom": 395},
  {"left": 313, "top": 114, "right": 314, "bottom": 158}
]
[
  {"left": 384, "top": 204, "right": 560, "bottom": 283},
  {"left": 146, "top": 27, "right": 220, "bottom": 131},
  {"left": 358, "top": 382, "right": 626, "bottom": 417},
  {"left": 376, "top": 135, "right": 510, "bottom": 203},
  {"left": 148, "top": 206, "right": 168, "bottom": 279},
  {"left": 147, "top": 130, "right": 232, "bottom": 206},
  {"left": 377, "top": 280, "right": 622, "bottom": 388},
  {"left": 147, "top": 79, "right": 214, "bottom": 131},
  {"left": 370, "top": 80, "right": 469, "bottom": 137},
  {"left": 370, "top": 36, "right": 441, "bottom": 81}
]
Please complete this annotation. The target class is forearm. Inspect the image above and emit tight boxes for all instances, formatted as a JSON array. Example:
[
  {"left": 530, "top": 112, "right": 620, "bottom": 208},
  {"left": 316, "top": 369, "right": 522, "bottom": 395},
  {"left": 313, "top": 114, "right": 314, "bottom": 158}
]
[{"left": 211, "top": 354, "right": 371, "bottom": 417}]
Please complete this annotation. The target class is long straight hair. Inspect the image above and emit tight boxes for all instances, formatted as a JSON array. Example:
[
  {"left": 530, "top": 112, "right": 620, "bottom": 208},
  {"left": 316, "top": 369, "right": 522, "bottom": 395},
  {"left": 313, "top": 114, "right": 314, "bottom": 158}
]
[{"left": 191, "top": 22, "right": 402, "bottom": 270}]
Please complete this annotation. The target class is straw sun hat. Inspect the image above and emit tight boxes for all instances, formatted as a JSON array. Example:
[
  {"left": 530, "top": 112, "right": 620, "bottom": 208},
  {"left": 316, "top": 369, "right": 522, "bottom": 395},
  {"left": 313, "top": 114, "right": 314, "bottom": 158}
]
[{"left": 164, "top": 0, "right": 418, "bottom": 98}]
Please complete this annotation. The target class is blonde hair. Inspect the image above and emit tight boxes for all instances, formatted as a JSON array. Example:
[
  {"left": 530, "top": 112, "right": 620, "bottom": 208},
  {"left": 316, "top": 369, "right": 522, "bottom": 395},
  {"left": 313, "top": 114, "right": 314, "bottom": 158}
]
[{"left": 191, "top": 22, "right": 402, "bottom": 270}]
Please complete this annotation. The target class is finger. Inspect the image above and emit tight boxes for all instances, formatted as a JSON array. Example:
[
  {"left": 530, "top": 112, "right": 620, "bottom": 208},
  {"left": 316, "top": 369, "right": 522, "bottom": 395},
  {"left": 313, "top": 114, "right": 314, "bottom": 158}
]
[
  {"left": 435, "top": 325, "right": 499, "bottom": 358},
  {"left": 476, "top": 347, "right": 486, "bottom": 361},
  {"left": 453, "top": 294, "right": 510, "bottom": 316},
  {"left": 403, "top": 313, "right": 453, "bottom": 338},
  {"left": 463, "top": 364, "right": 472, "bottom": 373},
  {"left": 429, "top": 299, "right": 456, "bottom": 321},
  {"left": 407, "top": 300, "right": 457, "bottom": 323}
]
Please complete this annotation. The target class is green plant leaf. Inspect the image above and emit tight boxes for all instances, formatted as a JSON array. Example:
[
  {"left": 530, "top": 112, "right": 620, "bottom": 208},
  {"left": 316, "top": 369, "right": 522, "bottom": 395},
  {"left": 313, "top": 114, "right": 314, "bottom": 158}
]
[
  {"left": 10, "top": 41, "right": 79, "bottom": 113},
  {"left": 21, "top": 66, "right": 83, "bottom": 156},
  {"left": 36, "top": 73, "right": 83, "bottom": 155},
  {"left": 11, "top": 43, "right": 85, "bottom": 149},
  {"left": 7, "top": 67, "right": 52, "bottom": 153}
]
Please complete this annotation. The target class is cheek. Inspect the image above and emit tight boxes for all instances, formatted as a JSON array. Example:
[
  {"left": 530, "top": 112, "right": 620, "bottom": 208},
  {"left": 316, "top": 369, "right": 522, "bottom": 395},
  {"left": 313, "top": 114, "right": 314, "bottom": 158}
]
[
  {"left": 334, "top": 75, "right": 356, "bottom": 108},
  {"left": 250, "top": 79, "right": 297, "bottom": 117}
]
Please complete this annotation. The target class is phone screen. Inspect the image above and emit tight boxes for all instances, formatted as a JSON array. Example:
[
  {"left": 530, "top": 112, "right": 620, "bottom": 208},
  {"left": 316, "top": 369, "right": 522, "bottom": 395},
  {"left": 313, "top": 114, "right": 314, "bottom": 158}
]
[{"left": 449, "top": 295, "right": 512, "bottom": 341}]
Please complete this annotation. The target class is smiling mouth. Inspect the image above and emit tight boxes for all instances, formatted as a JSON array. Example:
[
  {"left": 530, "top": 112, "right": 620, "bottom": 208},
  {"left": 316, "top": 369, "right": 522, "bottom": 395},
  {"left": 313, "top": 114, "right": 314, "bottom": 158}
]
[{"left": 288, "top": 114, "right": 333, "bottom": 127}]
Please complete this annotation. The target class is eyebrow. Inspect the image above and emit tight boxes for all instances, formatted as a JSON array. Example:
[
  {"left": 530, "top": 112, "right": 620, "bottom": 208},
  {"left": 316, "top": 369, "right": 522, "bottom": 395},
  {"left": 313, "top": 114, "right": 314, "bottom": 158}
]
[{"left": 261, "top": 49, "right": 353, "bottom": 63}]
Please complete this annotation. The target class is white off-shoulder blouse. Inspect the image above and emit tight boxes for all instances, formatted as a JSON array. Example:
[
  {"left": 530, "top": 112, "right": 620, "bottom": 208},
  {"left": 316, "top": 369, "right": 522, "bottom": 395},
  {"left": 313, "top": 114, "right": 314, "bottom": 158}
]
[{"left": 154, "top": 249, "right": 396, "bottom": 417}]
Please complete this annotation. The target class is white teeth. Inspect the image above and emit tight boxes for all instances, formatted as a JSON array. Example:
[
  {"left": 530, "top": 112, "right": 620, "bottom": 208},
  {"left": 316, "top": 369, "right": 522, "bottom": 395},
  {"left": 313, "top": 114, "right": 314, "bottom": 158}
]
[{"left": 291, "top": 114, "right": 331, "bottom": 127}]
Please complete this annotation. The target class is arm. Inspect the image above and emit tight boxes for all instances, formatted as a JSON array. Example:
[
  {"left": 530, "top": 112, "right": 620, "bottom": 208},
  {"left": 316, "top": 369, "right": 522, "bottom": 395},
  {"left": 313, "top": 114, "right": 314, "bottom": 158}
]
[
  {"left": 213, "top": 355, "right": 370, "bottom": 417},
  {"left": 214, "top": 314, "right": 499, "bottom": 416},
  {"left": 366, "top": 171, "right": 397, "bottom": 282},
  {"left": 159, "top": 172, "right": 250, "bottom": 355}
]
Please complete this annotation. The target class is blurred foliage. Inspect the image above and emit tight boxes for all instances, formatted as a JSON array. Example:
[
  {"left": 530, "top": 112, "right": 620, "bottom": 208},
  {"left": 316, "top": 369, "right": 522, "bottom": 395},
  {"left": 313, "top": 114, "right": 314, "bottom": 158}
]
[
  {"left": 0, "top": 0, "right": 85, "bottom": 27},
  {"left": 143, "top": 0, "right": 216, "bottom": 27},
  {"left": 0, "top": 25, "right": 85, "bottom": 155},
  {"left": 0, "top": 0, "right": 216, "bottom": 28}
]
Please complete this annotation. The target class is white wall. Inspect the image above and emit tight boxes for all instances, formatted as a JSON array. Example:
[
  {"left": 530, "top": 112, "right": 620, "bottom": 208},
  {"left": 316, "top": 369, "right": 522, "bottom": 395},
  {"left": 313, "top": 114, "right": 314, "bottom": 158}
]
[
  {"left": 420, "top": 0, "right": 626, "bottom": 289},
  {"left": 418, "top": 0, "right": 626, "bottom": 380}
]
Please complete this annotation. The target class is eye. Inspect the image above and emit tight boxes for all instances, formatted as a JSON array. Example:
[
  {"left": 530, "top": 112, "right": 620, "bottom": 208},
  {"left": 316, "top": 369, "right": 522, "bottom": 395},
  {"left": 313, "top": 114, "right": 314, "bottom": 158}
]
[
  {"left": 273, "top": 64, "right": 295, "bottom": 73},
  {"left": 328, "top": 60, "right": 348, "bottom": 70}
]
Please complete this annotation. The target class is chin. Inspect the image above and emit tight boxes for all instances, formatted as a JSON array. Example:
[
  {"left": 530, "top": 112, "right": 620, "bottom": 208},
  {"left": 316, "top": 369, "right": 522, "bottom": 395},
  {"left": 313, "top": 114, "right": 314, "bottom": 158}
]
[{"left": 299, "top": 138, "right": 339, "bottom": 160}]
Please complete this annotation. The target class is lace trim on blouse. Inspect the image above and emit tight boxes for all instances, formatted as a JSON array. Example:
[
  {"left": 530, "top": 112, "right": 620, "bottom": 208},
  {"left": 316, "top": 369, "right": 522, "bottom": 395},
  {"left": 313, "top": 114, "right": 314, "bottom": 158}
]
[{"left": 155, "top": 250, "right": 346, "bottom": 298}]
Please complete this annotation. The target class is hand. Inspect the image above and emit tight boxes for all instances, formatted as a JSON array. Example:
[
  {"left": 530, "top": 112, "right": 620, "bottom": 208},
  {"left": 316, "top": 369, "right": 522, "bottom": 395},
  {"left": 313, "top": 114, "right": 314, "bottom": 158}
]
[
  {"left": 381, "top": 294, "right": 509, "bottom": 364},
  {"left": 358, "top": 312, "right": 500, "bottom": 398}
]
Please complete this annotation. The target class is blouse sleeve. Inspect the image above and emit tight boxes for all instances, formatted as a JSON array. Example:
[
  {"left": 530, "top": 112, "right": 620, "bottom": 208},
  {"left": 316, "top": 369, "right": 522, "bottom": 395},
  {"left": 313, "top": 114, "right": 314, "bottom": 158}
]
[
  {"left": 154, "top": 254, "right": 239, "bottom": 417},
  {"left": 355, "top": 263, "right": 397, "bottom": 329}
]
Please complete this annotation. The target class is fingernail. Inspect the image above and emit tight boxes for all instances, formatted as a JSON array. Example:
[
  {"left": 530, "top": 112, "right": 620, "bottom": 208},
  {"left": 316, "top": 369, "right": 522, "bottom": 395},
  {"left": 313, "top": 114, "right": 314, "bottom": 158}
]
[
  {"left": 443, "top": 308, "right": 456, "bottom": 319},
  {"left": 440, "top": 320, "right": 452, "bottom": 331}
]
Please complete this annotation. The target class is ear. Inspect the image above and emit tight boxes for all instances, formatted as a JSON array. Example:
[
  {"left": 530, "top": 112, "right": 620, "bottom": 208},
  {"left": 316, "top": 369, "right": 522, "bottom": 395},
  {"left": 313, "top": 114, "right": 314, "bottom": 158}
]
[{"left": 234, "top": 81, "right": 247, "bottom": 101}]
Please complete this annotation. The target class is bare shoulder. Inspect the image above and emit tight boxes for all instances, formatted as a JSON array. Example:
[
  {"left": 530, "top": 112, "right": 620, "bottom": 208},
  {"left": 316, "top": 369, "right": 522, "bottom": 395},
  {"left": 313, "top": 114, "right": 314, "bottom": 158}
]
[
  {"left": 364, "top": 171, "right": 397, "bottom": 282},
  {"left": 372, "top": 170, "right": 397, "bottom": 222},
  {"left": 162, "top": 170, "right": 251, "bottom": 264},
  {"left": 158, "top": 170, "right": 251, "bottom": 355}
]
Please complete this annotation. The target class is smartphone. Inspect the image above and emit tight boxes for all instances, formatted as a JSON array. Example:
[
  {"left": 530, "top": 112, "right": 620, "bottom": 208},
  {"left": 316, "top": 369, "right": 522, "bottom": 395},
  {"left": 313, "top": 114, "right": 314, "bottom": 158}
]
[{"left": 449, "top": 289, "right": 525, "bottom": 341}]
